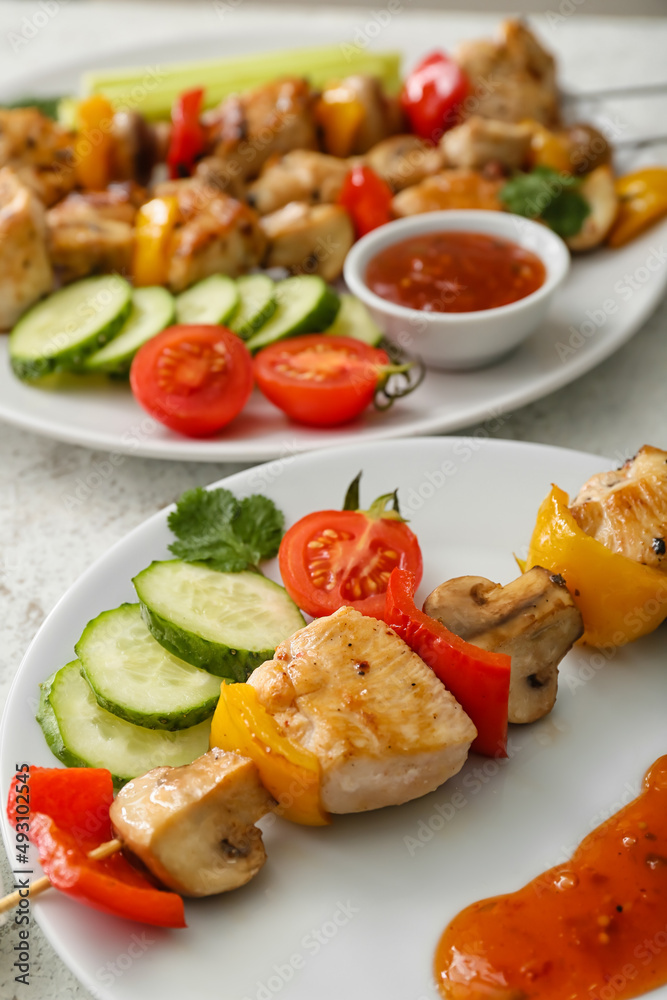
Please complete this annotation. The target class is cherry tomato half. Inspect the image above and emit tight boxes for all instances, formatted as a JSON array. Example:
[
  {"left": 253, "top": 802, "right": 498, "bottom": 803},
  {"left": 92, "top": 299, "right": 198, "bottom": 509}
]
[
  {"left": 401, "top": 51, "right": 469, "bottom": 142},
  {"left": 130, "top": 324, "right": 253, "bottom": 438},
  {"left": 338, "top": 164, "right": 394, "bottom": 238},
  {"left": 279, "top": 505, "right": 423, "bottom": 619},
  {"left": 254, "top": 334, "right": 389, "bottom": 427}
]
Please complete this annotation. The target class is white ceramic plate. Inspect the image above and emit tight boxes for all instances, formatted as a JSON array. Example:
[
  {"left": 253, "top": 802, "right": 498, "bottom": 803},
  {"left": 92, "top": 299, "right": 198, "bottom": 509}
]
[
  {"left": 1, "top": 24, "right": 667, "bottom": 461},
  {"left": 2, "top": 437, "right": 666, "bottom": 1000}
]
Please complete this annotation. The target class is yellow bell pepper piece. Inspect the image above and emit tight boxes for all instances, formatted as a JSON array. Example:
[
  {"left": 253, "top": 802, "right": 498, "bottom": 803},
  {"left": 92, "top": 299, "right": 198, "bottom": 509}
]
[
  {"left": 210, "top": 682, "right": 330, "bottom": 827},
  {"left": 524, "top": 485, "right": 667, "bottom": 648},
  {"left": 528, "top": 124, "right": 573, "bottom": 175},
  {"left": 75, "top": 95, "right": 115, "bottom": 191},
  {"left": 607, "top": 167, "right": 667, "bottom": 248},
  {"left": 132, "top": 196, "right": 180, "bottom": 288},
  {"left": 315, "top": 87, "right": 366, "bottom": 158}
]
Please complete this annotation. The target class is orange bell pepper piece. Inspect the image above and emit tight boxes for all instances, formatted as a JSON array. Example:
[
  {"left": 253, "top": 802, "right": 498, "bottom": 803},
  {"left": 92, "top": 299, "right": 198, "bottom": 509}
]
[
  {"left": 315, "top": 86, "right": 365, "bottom": 158},
  {"left": 528, "top": 123, "right": 573, "bottom": 175},
  {"left": 210, "top": 683, "right": 330, "bottom": 827},
  {"left": 607, "top": 167, "right": 667, "bottom": 248},
  {"left": 523, "top": 485, "right": 667, "bottom": 648},
  {"left": 75, "top": 95, "right": 115, "bottom": 191},
  {"left": 132, "top": 196, "right": 180, "bottom": 287}
]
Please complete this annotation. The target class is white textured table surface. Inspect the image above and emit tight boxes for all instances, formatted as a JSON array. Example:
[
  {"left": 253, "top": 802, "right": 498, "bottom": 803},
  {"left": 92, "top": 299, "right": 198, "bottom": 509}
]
[{"left": 1, "top": 5, "right": 667, "bottom": 999}]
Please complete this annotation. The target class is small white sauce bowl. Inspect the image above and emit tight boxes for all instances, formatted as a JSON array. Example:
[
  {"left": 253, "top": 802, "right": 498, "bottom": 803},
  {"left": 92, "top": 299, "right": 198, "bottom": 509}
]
[{"left": 343, "top": 209, "right": 570, "bottom": 370}]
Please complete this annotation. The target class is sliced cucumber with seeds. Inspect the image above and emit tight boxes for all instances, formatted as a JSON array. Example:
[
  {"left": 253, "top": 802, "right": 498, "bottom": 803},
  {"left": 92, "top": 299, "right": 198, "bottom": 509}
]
[
  {"left": 83, "top": 287, "right": 175, "bottom": 374},
  {"left": 229, "top": 274, "right": 277, "bottom": 339},
  {"left": 133, "top": 561, "right": 305, "bottom": 680},
  {"left": 175, "top": 275, "right": 239, "bottom": 325},
  {"left": 245, "top": 275, "right": 340, "bottom": 353},
  {"left": 76, "top": 603, "right": 221, "bottom": 730},
  {"left": 10, "top": 275, "right": 132, "bottom": 379},
  {"left": 326, "top": 293, "right": 383, "bottom": 346},
  {"left": 37, "top": 661, "right": 211, "bottom": 787}
]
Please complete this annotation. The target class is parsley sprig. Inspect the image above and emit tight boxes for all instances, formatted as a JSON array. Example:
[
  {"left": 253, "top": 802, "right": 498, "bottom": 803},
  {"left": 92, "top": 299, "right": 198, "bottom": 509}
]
[
  {"left": 500, "top": 166, "right": 591, "bottom": 239},
  {"left": 167, "top": 487, "right": 284, "bottom": 573}
]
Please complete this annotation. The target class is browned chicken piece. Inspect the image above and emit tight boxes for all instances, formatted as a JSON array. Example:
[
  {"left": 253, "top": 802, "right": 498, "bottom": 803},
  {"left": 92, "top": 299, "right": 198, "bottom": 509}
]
[
  {"left": 316, "top": 75, "right": 404, "bottom": 158},
  {"left": 392, "top": 168, "right": 503, "bottom": 217},
  {"left": 154, "top": 177, "right": 266, "bottom": 292},
  {"left": 0, "top": 107, "right": 76, "bottom": 206},
  {"left": 51, "top": 183, "right": 145, "bottom": 226},
  {"left": 0, "top": 167, "right": 53, "bottom": 330},
  {"left": 110, "top": 749, "right": 275, "bottom": 897},
  {"left": 47, "top": 199, "right": 133, "bottom": 285},
  {"left": 424, "top": 568, "right": 584, "bottom": 725},
  {"left": 441, "top": 116, "right": 533, "bottom": 172},
  {"left": 364, "top": 134, "right": 444, "bottom": 192},
  {"left": 110, "top": 111, "right": 161, "bottom": 186},
  {"left": 570, "top": 445, "right": 667, "bottom": 573},
  {"left": 246, "top": 150, "right": 349, "bottom": 215},
  {"left": 454, "top": 19, "right": 560, "bottom": 127},
  {"left": 194, "top": 156, "right": 246, "bottom": 200},
  {"left": 565, "top": 165, "right": 618, "bottom": 252},
  {"left": 248, "top": 606, "right": 476, "bottom": 814},
  {"left": 260, "top": 201, "right": 353, "bottom": 282},
  {"left": 204, "top": 78, "right": 318, "bottom": 183}
]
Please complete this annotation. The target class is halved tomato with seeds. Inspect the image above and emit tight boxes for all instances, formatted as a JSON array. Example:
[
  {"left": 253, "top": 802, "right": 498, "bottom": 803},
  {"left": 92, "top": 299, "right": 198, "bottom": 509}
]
[
  {"left": 130, "top": 325, "right": 253, "bottom": 437},
  {"left": 278, "top": 473, "right": 423, "bottom": 619}
]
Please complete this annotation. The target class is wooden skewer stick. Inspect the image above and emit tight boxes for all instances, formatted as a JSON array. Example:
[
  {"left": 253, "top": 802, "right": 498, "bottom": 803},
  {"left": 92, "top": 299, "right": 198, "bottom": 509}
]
[{"left": 0, "top": 837, "right": 123, "bottom": 916}]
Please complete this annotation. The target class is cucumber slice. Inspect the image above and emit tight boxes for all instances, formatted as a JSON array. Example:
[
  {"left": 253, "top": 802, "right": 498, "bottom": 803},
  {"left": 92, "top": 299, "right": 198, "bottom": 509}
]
[
  {"left": 245, "top": 275, "right": 340, "bottom": 353},
  {"left": 326, "top": 293, "right": 384, "bottom": 346},
  {"left": 76, "top": 603, "right": 221, "bottom": 730},
  {"left": 10, "top": 275, "right": 132, "bottom": 379},
  {"left": 174, "top": 275, "right": 239, "bottom": 325},
  {"left": 37, "top": 661, "right": 210, "bottom": 787},
  {"left": 229, "top": 274, "right": 277, "bottom": 339},
  {"left": 133, "top": 561, "right": 305, "bottom": 680},
  {"left": 83, "top": 287, "right": 175, "bottom": 374}
]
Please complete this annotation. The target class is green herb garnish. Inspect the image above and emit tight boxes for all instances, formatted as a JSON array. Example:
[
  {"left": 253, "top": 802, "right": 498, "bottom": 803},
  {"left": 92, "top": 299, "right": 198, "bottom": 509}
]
[
  {"left": 168, "top": 487, "right": 284, "bottom": 573},
  {"left": 500, "top": 166, "right": 591, "bottom": 239}
]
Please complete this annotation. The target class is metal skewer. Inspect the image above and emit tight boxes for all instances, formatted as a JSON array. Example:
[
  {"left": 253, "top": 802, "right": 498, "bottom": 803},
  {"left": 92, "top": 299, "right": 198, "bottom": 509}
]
[
  {"left": 0, "top": 837, "right": 123, "bottom": 915},
  {"left": 562, "top": 81, "right": 667, "bottom": 103}
]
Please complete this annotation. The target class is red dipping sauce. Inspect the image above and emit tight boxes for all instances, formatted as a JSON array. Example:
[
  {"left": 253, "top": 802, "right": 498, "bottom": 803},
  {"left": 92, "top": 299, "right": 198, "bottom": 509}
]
[
  {"left": 365, "top": 231, "right": 546, "bottom": 314},
  {"left": 435, "top": 755, "right": 667, "bottom": 1000}
]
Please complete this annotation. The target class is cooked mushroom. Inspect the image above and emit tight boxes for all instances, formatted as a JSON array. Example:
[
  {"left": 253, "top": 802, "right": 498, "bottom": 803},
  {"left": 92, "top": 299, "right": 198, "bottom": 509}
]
[
  {"left": 423, "top": 567, "right": 584, "bottom": 724},
  {"left": 246, "top": 150, "right": 350, "bottom": 215},
  {"left": 565, "top": 123, "right": 612, "bottom": 176},
  {"left": 260, "top": 201, "right": 354, "bottom": 281},
  {"left": 441, "top": 116, "right": 533, "bottom": 172},
  {"left": 110, "top": 748, "right": 276, "bottom": 897},
  {"left": 570, "top": 445, "right": 667, "bottom": 572},
  {"left": 0, "top": 167, "right": 53, "bottom": 330},
  {"left": 110, "top": 110, "right": 159, "bottom": 186},
  {"left": 364, "top": 134, "right": 444, "bottom": 192},
  {"left": 566, "top": 165, "right": 618, "bottom": 252}
]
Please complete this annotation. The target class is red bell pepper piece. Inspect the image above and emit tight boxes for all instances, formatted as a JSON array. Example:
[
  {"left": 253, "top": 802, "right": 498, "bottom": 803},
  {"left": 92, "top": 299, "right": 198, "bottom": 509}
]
[
  {"left": 6, "top": 766, "right": 186, "bottom": 928},
  {"left": 167, "top": 87, "right": 205, "bottom": 180},
  {"left": 338, "top": 164, "right": 393, "bottom": 238},
  {"left": 400, "top": 51, "right": 469, "bottom": 142},
  {"left": 384, "top": 569, "right": 511, "bottom": 758}
]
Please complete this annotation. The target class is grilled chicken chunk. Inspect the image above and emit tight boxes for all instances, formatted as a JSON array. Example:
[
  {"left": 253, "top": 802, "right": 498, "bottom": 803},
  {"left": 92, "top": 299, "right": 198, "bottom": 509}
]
[
  {"left": 364, "top": 135, "right": 444, "bottom": 192},
  {"left": 424, "top": 569, "right": 583, "bottom": 725},
  {"left": 247, "top": 150, "right": 349, "bottom": 215},
  {"left": 260, "top": 201, "right": 354, "bottom": 282},
  {"left": 441, "top": 116, "right": 532, "bottom": 172},
  {"left": 155, "top": 178, "right": 266, "bottom": 292},
  {"left": 0, "top": 107, "right": 75, "bottom": 206},
  {"left": 46, "top": 199, "right": 133, "bottom": 285},
  {"left": 570, "top": 446, "right": 667, "bottom": 572},
  {"left": 0, "top": 167, "right": 53, "bottom": 330},
  {"left": 316, "top": 75, "right": 404, "bottom": 157},
  {"left": 51, "top": 183, "right": 144, "bottom": 226},
  {"left": 204, "top": 78, "right": 318, "bottom": 183},
  {"left": 110, "top": 749, "right": 275, "bottom": 897},
  {"left": 392, "top": 169, "right": 503, "bottom": 217},
  {"left": 455, "top": 19, "right": 559, "bottom": 127},
  {"left": 248, "top": 606, "right": 476, "bottom": 814}
]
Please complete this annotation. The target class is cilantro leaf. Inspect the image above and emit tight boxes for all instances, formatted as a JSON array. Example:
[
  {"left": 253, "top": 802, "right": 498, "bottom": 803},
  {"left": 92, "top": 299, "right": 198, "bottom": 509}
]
[
  {"left": 499, "top": 166, "right": 590, "bottom": 239},
  {"left": 167, "top": 487, "right": 284, "bottom": 572}
]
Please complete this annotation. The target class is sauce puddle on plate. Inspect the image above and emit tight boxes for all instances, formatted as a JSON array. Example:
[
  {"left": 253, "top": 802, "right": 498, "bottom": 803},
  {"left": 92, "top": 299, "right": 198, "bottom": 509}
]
[
  {"left": 365, "top": 231, "right": 546, "bottom": 314},
  {"left": 435, "top": 756, "right": 667, "bottom": 1000}
]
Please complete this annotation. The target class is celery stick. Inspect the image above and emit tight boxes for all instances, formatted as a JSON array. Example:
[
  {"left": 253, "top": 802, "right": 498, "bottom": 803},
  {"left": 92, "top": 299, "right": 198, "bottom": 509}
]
[{"left": 81, "top": 45, "right": 402, "bottom": 120}]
